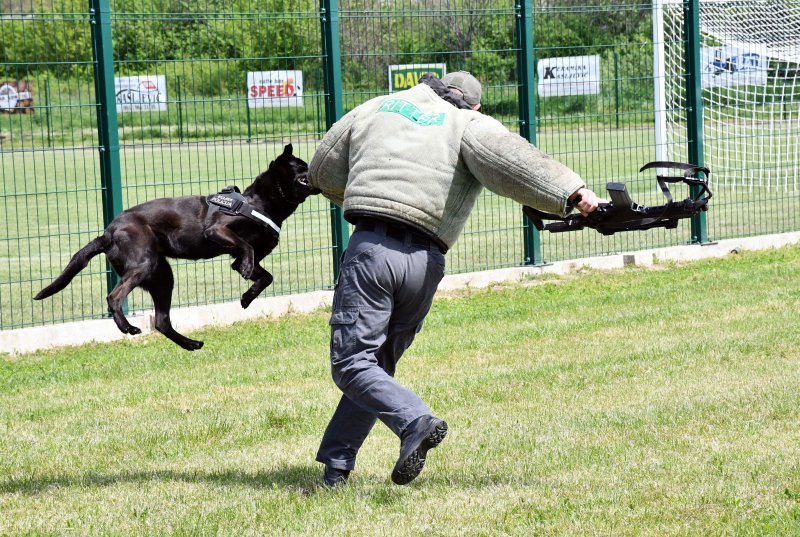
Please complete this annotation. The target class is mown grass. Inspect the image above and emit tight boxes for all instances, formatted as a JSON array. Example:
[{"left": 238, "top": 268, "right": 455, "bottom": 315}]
[{"left": 2, "top": 245, "right": 800, "bottom": 535}]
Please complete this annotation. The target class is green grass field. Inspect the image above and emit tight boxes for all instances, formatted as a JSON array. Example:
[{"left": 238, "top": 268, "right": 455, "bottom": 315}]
[
  {"left": 4, "top": 124, "right": 798, "bottom": 330},
  {"left": 2, "top": 246, "right": 800, "bottom": 535}
]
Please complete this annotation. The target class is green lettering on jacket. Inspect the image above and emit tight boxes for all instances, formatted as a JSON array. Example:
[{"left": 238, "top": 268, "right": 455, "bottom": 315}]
[{"left": 377, "top": 98, "right": 445, "bottom": 126}]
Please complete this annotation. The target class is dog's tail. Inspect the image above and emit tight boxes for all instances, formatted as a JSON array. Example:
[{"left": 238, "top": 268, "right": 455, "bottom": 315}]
[{"left": 34, "top": 235, "right": 110, "bottom": 300}]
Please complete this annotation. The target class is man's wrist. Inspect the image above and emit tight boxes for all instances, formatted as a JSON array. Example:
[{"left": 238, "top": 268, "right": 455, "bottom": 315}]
[{"left": 568, "top": 188, "right": 585, "bottom": 205}]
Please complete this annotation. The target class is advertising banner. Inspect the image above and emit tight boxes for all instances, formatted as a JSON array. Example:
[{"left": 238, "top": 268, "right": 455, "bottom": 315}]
[
  {"left": 701, "top": 45, "right": 769, "bottom": 88},
  {"left": 247, "top": 71, "right": 303, "bottom": 108},
  {"left": 115, "top": 75, "right": 167, "bottom": 112},
  {"left": 0, "top": 81, "right": 33, "bottom": 113},
  {"left": 388, "top": 64, "right": 446, "bottom": 93},
  {"left": 537, "top": 55, "right": 600, "bottom": 97}
]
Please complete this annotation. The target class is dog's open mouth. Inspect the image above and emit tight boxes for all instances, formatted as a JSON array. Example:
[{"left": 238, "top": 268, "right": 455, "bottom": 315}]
[{"left": 294, "top": 172, "right": 320, "bottom": 196}]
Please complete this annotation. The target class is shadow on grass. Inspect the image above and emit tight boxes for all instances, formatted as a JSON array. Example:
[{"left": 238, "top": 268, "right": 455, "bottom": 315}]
[{"left": 0, "top": 465, "right": 329, "bottom": 496}]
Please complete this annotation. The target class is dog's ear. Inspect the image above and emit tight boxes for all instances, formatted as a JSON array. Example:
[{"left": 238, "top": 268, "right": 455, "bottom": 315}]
[{"left": 283, "top": 143, "right": 293, "bottom": 157}]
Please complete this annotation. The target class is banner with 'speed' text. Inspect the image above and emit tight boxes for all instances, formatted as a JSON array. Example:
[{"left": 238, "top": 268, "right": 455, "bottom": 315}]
[{"left": 248, "top": 71, "right": 303, "bottom": 108}]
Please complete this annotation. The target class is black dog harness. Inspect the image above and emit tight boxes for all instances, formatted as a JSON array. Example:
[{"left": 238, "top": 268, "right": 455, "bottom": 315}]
[{"left": 205, "top": 186, "right": 280, "bottom": 236}]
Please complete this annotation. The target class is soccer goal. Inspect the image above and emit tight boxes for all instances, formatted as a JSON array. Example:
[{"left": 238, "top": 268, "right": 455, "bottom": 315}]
[{"left": 654, "top": 0, "right": 800, "bottom": 191}]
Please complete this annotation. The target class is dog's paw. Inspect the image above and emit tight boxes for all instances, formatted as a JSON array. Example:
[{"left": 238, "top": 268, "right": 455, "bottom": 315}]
[
  {"left": 181, "top": 339, "right": 204, "bottom": 351},
  {"left": 120, "top": 325, "right": 142, "bottom": 335},
  {"left": 240, "top": 290, "right": 261, "bottom": 309}
]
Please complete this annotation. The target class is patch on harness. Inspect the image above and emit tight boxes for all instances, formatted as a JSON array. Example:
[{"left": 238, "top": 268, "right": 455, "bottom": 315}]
[{"left": 208, "top": 194, "right": 240, "bottom": 212}]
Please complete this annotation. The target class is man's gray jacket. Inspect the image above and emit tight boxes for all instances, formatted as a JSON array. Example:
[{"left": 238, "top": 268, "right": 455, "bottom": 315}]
[{"left": 309, "top": 83, "right": 585, "bottom": 250}]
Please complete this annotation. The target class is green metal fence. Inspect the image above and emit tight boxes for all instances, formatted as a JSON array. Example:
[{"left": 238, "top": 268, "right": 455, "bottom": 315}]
[{"left": 1, "top": 0, "right": 797, "bottom": 332}]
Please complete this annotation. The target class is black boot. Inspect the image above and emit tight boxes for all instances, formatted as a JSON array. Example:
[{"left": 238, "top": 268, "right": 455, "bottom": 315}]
[
  {"left": 391, "top": 415, "right": 448, "bottom": 485},
  {"left": 323, "top": 466, "right": 350, "bottom": 487}
]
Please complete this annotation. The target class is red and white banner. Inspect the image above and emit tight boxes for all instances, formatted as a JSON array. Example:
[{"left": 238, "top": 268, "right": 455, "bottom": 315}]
[{"left": 247, "top": 71, "right": 303, "bottom": 108}]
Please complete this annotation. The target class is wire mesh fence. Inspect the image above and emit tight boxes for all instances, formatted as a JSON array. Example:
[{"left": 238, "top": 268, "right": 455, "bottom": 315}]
[
  {"left": 1, "top": 1, "right": 105, "bottom": 329},
  {"left": 1, "top": 0, "right": 797, "bottom": 331},
  {"left": 107, "top": 0, "right": 334, "bottom": 321}
]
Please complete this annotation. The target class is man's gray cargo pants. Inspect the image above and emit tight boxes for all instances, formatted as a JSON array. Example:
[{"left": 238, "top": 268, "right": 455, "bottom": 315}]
[{"left": 316, "top": 219, "right": 446, "bottom": 471}]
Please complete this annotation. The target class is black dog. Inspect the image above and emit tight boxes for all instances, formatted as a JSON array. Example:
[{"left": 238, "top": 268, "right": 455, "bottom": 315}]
[{"left": 34, "top": 144, "right": 318, "bottom": 351}]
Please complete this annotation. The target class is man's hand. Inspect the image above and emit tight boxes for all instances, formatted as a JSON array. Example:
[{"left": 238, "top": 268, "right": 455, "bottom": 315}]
[{"left": 569, "top": 187, "right": 605, "bottom": 216}]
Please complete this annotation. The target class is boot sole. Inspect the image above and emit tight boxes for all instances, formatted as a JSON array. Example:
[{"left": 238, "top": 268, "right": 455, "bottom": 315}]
[{"left": 391, "top": 420, "right": 448, "bottom": 485}]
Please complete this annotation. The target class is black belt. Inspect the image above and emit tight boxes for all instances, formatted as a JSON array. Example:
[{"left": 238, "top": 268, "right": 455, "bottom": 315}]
[{"left": 355, "top": 218, "right": 435, "bottom": 250}]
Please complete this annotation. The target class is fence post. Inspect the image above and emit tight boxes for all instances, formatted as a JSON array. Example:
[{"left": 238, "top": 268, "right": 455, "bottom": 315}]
[
  {"left": 683, "top": 0, "right": 709, "bottom": 243},
  {"left": 43, "top": 77, "right": 53, "bottom": 147},
  {"left": 320, "top": 0, "right": 349, "bottom": 280},
  {"left": 176, "top": 75, "right": 184, "bottom": 143},
  {"left": 89, "top": 0, "right": 124, "bottom": 305},
  {"left": 245, "top": 89, "right": 252, "bottom": 143},
  {"left": 515, "top": 0, "right": 542, "bottom": 265},
  {"left": 613, "top": 50, "right": 620, "bottom": 129}
]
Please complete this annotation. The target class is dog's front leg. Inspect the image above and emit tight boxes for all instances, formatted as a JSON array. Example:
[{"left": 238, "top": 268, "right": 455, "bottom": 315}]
[
  {"left": 203, "top": 226, "right": 255, "bottom": 278},
  {"left": 240, "top": 265, "right": 274, "bottom": 309}
]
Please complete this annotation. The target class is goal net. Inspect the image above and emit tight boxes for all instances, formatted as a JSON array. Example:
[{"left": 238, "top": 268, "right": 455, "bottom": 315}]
[{"left": 654, "top": 0, "right": 800, "bottom": 191}]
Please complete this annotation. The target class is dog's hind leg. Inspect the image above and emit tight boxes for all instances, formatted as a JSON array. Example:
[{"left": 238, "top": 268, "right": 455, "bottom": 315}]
[
  {"left": 104, "top": 226, "right": 159, "bottom": 337},
  {"left": 240, "top": 265, "right": 273, "bottom": 309},
  {"left": 106, "top": 268, "right": 149, "bottom": 336},
  {"left": 144, "top": 258, "right": 204, "bottom": 351}
]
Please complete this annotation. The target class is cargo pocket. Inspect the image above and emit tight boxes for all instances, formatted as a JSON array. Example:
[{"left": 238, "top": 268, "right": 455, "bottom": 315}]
[{"left": 329, "top": 309, "right": 359, "bottom": 362}]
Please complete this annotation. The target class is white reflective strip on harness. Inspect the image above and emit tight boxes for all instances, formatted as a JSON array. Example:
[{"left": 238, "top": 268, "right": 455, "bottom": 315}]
[{"left": 251, "top": 210, "right": 281, "bottom": 234}]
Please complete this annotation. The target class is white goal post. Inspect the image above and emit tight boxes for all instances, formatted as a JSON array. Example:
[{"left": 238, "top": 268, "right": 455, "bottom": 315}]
[{"left": 653, "top": 0, "right": 800, "bottom": 190}]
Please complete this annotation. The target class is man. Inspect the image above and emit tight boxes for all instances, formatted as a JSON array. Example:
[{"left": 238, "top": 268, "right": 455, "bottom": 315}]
[{"left": 309, "top": 71, "right": 602, "bottom": 487}]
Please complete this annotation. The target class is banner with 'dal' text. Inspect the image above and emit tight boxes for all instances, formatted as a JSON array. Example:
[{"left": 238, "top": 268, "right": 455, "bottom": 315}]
[
  {"left": 248, "top": 71, "right": 303, "bottom": 108},
  {"left": 388, "top": 64, "right": 446, "bottom": 93}
]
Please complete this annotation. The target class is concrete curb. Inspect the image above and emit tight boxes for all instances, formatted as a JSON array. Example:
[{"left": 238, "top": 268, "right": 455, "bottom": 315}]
[
  {"left": 1, "top": 291, "right": 334, "bottom": 355},
  {"left": 3, "top": 231, "right": 799, "bottom": 355}
]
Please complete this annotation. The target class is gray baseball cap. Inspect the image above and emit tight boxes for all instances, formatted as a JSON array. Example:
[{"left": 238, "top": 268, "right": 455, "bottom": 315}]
[{"left": 440, "top": 71, "right": 482, "bottom": 106}]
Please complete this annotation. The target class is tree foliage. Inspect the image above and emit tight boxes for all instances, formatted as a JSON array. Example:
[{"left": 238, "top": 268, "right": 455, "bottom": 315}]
[{"left": 1, "top": 0, "right": 653, "bottom": 98}]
